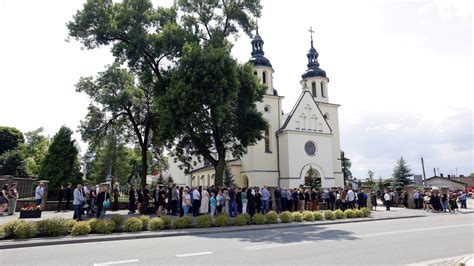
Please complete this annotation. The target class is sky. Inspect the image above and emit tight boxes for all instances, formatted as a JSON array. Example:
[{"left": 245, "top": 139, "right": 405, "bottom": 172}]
[{"left": 0, "top": 0, "right": 472, "bottom": 179}]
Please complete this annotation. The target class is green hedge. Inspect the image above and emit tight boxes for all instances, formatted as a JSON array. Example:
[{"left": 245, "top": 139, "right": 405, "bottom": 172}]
[
  {"left": 36, "top": 218, "right": 69, "bottom": 237},
  {"left": 214, "top": 215, "right": 230, "bottom": 227},
  {"left": 14, "top": 221, "right": 38, "bottom": 239},
  {"left": 279, "top": 211, "right": 293, "bottom": 223},
  {"left": 302, "top": 211, "right": 315, "bottom": 221},
  {"left": 71, "top": 221, "right": 91, "bottom": 236},
  {"left": 195, "top": 215, "right": 212, "bottom": 228},
  {"left": 344, "top": 209, "right": 355, "bottom": 218},
  {"left": 138, "top": 216, "right": 150, "bottom": 231},
  {"left": 324, "top": 210, "right": 335, "bottom": 220},
  {"left": 292, "top": 212, "right": 303, "bottom": 222},
  {"left": 110, "top": 214, "right": 126, "bottom": 231},
  {"left": 313, "top": 211, "right": 324, "bottom": 220},
  {"left": 334, "top": 210, "right": 346, "bottom": 219},
  {"left": 173, "top": 216, "right": 193, "bottom": 229},
  {"left": 354, "top": 209, "right": 364, "bottom": 218},
  {"left": 160, "top": 216, "right": 173, "bottom": 229},
  {"left": 266, "top": 211, "right": 278, "bottom": 224},
  {"left": 148, "top": 218, "right": 165, "bottom": 231},
  {"left": 93, "top": 220, "right": 115, "bottom": 234},
  {"left": 361, "top": 207, "right": 371, "bottom": 217},
  {"left": 251, "top": 213, "right": 266, "bottom": 225},
  {"left": 235, "top": 214, "right": 249, "bottom": 226},
  {"left": 124, "top": 218, "right": 143, "bottom": 232}
]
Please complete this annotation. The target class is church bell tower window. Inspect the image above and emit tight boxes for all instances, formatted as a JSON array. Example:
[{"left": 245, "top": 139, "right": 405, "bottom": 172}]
[
  {"left": 311, "top": 82, "right": 317, "bottom": 97},
  {"left": 262, "top": 71, "right": 267, "bottom": 84},
  {"left": 264, "top": 127, "right": 271, "bottom": 153},
  {"left": 320, "top": 82, "right": 325, "bottom": 97}
]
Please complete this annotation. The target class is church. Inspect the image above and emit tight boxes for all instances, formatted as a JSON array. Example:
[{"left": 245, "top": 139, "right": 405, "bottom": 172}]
[{"left": 169, "top": 29, "right": 344, "bottom": 189}]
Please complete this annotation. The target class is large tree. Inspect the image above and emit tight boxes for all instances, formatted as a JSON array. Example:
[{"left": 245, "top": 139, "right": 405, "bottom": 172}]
[
  {"left": 76, "top": 65, "right": 158, "bottom": 187},
  {"left": 392, "top": 157, "right": 413, "bottom": 192},
  {"left": 68, "top": 0, "right": 191, "bottom": 187},
  {"left": 23, "top": 128, "right": 50, "bottom": 177},
  {"left": 0, "top": 126, "right": 25, "bottom": 155},
  {"left": 39, "top": 126, "right": 81, "bottom": 189},
  {"left": 159, "top": 44, "right": 266, "bottom": 186},
  {"left": 0, "top": 126, "right": 28, "bottom": 177}
]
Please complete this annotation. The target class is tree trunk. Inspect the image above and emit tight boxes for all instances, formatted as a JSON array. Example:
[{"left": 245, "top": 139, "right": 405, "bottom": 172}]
[
  {"left": 214, "top": 156, "right": 226, "bottom": 187},
  {"left": 140, "top": 146, "right": 148, "bottom": 188}
]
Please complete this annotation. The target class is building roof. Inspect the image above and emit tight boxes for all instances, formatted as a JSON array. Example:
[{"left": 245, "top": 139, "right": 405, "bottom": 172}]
[
  {"left": 425, "top": 176, "right": 467, "bottom": 186},
  {"left": 301, "top": 36, "right": 327, "bottom": 79},
  {"left": 248, "top": 28, "right": 272, "bottom": 68}
]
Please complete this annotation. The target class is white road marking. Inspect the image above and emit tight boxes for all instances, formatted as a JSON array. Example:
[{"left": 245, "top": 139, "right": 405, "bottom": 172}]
[
  {"left": 93, "top": 259, "right": 139, "bottom": 266},
  {"left": 242, "top": 223, "right": 473, "bottom": 251},
  {"left": 406, "top": 254, "right": 473, "bottom": 266},
  {"left": 176, "top": 251, "right": 213, "bottom": 258}
]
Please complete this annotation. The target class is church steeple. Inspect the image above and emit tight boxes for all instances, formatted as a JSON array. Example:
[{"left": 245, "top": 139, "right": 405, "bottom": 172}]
[
  {"left": 249, "top": 23, "right": 272, "bottom": 68},
  {"left": 302, "top": 27, "right": 326, "bottom": 79}
]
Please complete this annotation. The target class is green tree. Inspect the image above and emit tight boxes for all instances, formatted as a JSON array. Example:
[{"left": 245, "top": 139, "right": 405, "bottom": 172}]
[
  {"left": 365, "top": 169, "right": 375, "bottom": 188},
  {"left": 392, "top": 157, "right": 413, "bottom": 192},
  {"left": 39, "top": 126, "right": 81, "bottom": 188},
  {"left": 224, "top": 166, "right": 235, "bottom": 187},
  {"left": 23, "top": 128, "right": 50, "bottom": 177},
  {"left": 304, "top": 166, "right": 321, "bottom": 189},
  {"left": 159, "top": 44, "right": 266, "bottom": 186},
  {"left": 469, "top": 173, "right": 474, "bottom": 178},
  {"left": 0, "top": 126, "right": 25, "bottom": 154}
]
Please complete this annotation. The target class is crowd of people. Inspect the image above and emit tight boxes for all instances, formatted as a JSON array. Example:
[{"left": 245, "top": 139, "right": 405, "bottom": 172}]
[{"left": 0, "top": 182, "right": 19, "bottom": 216}]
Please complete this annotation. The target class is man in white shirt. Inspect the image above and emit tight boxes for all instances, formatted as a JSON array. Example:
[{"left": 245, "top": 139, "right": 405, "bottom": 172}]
[
  {"left": 35, "top": 183, "right": 45, "bottom": 206},
  {"left": 192, "top": 188, "right": 201, "bottom": 217},
  {"left": 384, "top": 190, "right": 392, "bottom": 211},
  {"left": 347, "top": 189, "right": 355, "bottom": 209}
]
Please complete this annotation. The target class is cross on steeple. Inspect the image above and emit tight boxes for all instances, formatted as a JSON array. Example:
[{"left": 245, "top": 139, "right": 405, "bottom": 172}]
[{"left": 308, "top": 26, "right": 314, "bottom": 47}]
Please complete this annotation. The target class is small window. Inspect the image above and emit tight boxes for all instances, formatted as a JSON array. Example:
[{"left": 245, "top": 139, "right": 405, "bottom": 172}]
[
  {"left": 253, "top": 71, "right": 257, "bottom": 76},
  {"left": 264, "top": 105, "right": 270, "bottom": 112},
  {"left": 262, "top": 71, "right": 267, "bottom": 84},
  {"left": 264, "top": 127, "right": 271, "bottom": 153},
  {"left": 311, "top": 82, "right": 317, "bottom": 97},
  {"left": 321, "top": 82, "right": 325, "bottom": 97},
  {"left": 304, "top": 141, "right": 317, "bottom": 156}
]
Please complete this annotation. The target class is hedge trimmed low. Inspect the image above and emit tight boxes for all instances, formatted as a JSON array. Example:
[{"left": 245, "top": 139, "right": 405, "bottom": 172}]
[
  {"left": 313, "top": 211, "right": 324, "bottom": 220},
  {"left": 324, "top": 210, "right": 335, "bottom": 220},
  {"left": 344, "top": 209, "right": 355, "bottom": 218},
  {"left": 279, "top": 211, "right": 293, "bottom": 223},
  {"left": 71, "top": 221, "right": 91, "bottom": 236},
  {"left": 302, "top": 211, "right": 315, "bottom": 221},
  {"left": 124, "top": 218, "right": 143, "bottom": 232},
  {"left": 173, "top": 216, "right": 193, "bottom": 229},
  {"left": 235, "top": 214, "right": 249, "bottom": 226},
  {"left": 195, "top": 215, "right": 212, "bottom": 228},
  {"left": 110, "top": 214, "right": 125, "bottom": 231},
  {"left": 266, "top": 211, "right": 278, "bottom": 224},
  {"left": 148, "top": 218, "right": 165, "bottom": 231},
  {"left": 361, "top": 207, "right": 371, "bottom": 217},
  {"left": 354, "top": 209, "right": 364, "bottom": 218},
  {"left": 93, "top": 220, "right": 115, "bottom": 234},
  {"left": 138, "top": 216, "right": 150, "bottom": 231},
  {"left": 334, "top": 210, "right": 346, "bottom": 219},
  {"left": 14, "top": 221, "right": 37, "bottom": 239},
  {"left": 292, "top": 212, "right": 303, "bottom": 222},
  {"left": 251, "top": 213, "right": 266, "bottom": 225},
  {"left": 214, "top": 215, "right": 230, "bottom": 227},
  {"left": 36, "top": 218, "right": 69, "bottom": 237}
]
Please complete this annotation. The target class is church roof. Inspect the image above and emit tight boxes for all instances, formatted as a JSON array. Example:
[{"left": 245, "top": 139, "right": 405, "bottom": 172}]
[
  {"left": 248, "top": 28, "right": 272, "bottom": 68},
  {"left": 277, "top": 90, "right": 332, "bottom": 134},
  {"left": 302, "top": 30, "right": 327, "bottom": 79}
]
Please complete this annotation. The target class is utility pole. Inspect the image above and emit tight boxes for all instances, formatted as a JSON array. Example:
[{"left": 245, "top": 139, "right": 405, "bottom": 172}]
[
  {"left": 433, "top": 168, "right": 436, "bottom": 176},
  {"left": 421, "top": 157, "right": 426, "bottom": 187}
]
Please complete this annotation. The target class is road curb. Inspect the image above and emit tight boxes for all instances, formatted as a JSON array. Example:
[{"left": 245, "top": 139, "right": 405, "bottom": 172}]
[{"left": 0, "top": 215, "right": 426, "bottom": 250}]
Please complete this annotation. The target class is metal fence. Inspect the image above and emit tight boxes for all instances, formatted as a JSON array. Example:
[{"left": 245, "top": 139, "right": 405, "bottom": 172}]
[{"left": 0, "top": 176, "right": 36, "bottom": 199}]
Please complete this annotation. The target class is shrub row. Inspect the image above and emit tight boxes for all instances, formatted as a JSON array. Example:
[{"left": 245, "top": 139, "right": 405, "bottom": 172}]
[{"left": 0, "top": 208, "right": 371, "bottom": 240}]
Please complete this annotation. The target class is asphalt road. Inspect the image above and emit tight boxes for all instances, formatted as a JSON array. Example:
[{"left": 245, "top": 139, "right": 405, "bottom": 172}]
[{"left": 1, "top": 213, "right": 473, "bottom": 265}]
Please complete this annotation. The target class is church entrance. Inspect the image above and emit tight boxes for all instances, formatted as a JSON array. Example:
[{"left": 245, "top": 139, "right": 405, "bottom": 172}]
[
  {"left": 304, "top": 166, "right": 321, "bottom": 189},
  {"left": 241, "top": 175, "right": 249, "bottom": 188}
]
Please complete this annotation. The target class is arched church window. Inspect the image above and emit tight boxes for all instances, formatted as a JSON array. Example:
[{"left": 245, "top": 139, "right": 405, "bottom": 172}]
[
  {"left": 311, "top": 82, "right": 317, "bottom": 97},
  {"left": 262, "top": 71, "right": 267, "bottom": 84},
  {"left": 264, "top": 127, "right": 271, "bottom": 153},
  {"left": 321, "top": 82, "right": 325, "bottom": 97}
]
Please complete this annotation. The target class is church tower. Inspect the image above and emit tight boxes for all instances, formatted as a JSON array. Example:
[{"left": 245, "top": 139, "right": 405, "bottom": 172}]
[
  {"left": 300, "top": 28, "right": 329, "bottom": 103},
  {"left": 240, "top": 27, "right": 283, "bottom": 188}
]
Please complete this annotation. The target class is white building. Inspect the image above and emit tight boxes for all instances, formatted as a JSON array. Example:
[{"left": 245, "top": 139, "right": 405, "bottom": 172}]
[{"left": 169, "top": 29, "right": 344, "bottom": 189}]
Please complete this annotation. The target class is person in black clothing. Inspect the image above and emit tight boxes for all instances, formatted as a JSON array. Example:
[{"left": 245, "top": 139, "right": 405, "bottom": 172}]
[
  {"left": 143, "top": 184, "right": 151, "bottom": 213},
  {"left": 247, "top": 188, "right": 256, "bottom": 216},
  {"left": 56, "top": 184, "right": 65, "bottom": 212},
  {"left": 65, "top": 183, "right": 72, "bottom": 211},
  {"left": 293, "top": 189, "right": 299, "bottom": 212},
  {"left": 179, "top": 186, "right": 184, "bottom": 217},
  {"left": 128, "top": 185, "right": 136, "bottom": 214},
  {"left": 329, "top": 189, "right": 336, "bottom": 211},
  {"left": 113, "top": 184, "right": 120, "bottom": 211},
  {"left": 274, "top": 188, "right": 282, "bottom": 213},
  {"left": 255, "top": 188, "right": 262, "bottom": 214},
  {"left": 357, "top": 191, "right": 365, "bottom": 209},
  {"left": 137, "top": 188, "right": 143, "bottom": 214},
  {"left": 96, "top": 186, "right": 110, "bottom": 219},
  {"left": 236, "top": 188, "right": 242, "bottom": 214},
  {"left": 304, "top": 189, "right": 311, "bottom": 210}
]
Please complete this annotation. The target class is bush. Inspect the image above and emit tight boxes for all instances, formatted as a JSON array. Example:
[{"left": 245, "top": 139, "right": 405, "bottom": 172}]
[
  {"left": 160, "top": 216, "right": 172, "bottom": 229},
  {"left": 344, "top": 209, "right": 355, "bottom": 218},
  {"left": 138, "top": 215, "right": 150, "bottom": 231},
  {"left": 234, "top": 214, "right": 249, "bottom": 226},
  {"left": 93, "top": 220, "right": 115, "bottom": 234},
  {"left": 324, "top": 210, "right": 335, "bottom": 220},
  {"left": 243, "top": 213, "right": 251, "bottom": 224},
  {"left": 124, "top": 218, "right": 143, "bottom": 232},
  {"left": 195, "top": 215, "right": 212, "bottom": 228},
  {"left": 13, "top": 221, "right": 37, "bottom": 239},
  {"left": 2, "top": 220, "right": 21, "bottom": 238},
  {"left": 302, "top": 211, "right": 315, "bottom": 221},
  {"left": 214, "top": 215, "right": 230, "bottom": 227},
  {"left": 110, "top": 215, "right": 125, "bottom": 231},
  {"left": 361, "top": 207, "right": 371, "bottom": 217},
  {"left": 0, "top": 226, "right": 5, "bottom": 239},
  {"left": 36, "top": 218, "right": 69, "bottom": 237},
  {"left": 251, "top": 213, "right": 266, "bottom": 225},
  {"left": 88, "top": 218, "right": 100, "bottom": 232},
  {"left": 292, "top": 212, "right": 303, "bottom": 222},
  {"left": 266, "top": 211, "right": 278, "bottom": 224},
  {"left": 71, "top": 221, "right": 91, "bottom": 236},
  {"left": 148, "top": 218, "right": 165, "bottom": 231},
  {"left": 354, "top": 209, "right": 364, "bottom": 218},
  {"left": 173, "top": 216, "right": 193, "bottom": 229},
  {"left": 65, "top": 220, "right": 77, "bottom": 233},
  {"left": 334, "top": 210, "right": 346, "bottom": 219},
  {"left": 279, "top": 211, "right": 293, "bottom": 223},
  {"left": 313, "top": 211, "right": 324, "bottom": 220}
]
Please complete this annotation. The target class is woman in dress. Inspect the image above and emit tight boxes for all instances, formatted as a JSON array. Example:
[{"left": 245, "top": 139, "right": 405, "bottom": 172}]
[
  {"left": 200, "top": 188, "right": 210, "bottom": 214},
  {"left": 209, "top": 193, "right": 216, "bottom": 217},
  {"left": 223, "top": 188, "right": 230, "bottom": 215}
]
